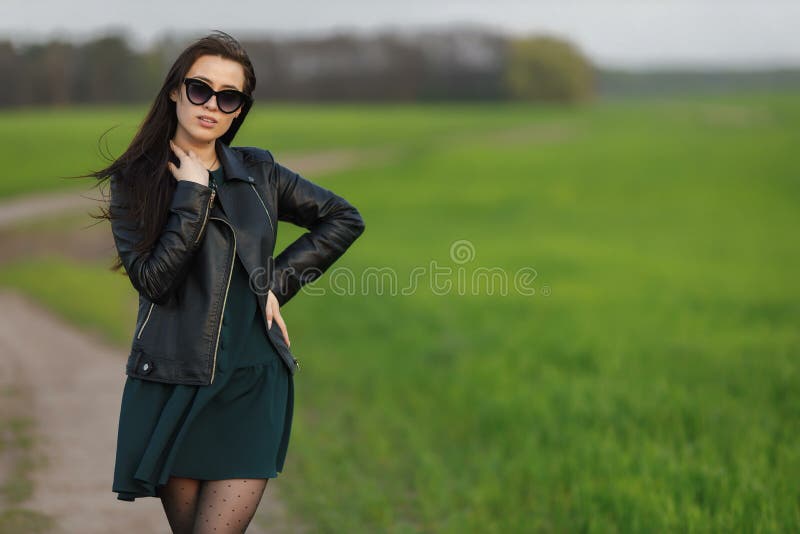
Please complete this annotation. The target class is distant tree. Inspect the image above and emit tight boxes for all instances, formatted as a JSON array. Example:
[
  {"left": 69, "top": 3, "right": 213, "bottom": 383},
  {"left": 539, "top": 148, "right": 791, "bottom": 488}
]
[
  {"left": 504, "top": 35, "right": 594, "bottom": 103},
  {"left": 0, "top": 40, "right": 20, "bottom": 106},
  {"left": 42, "top": 40, "right": 77, "bottom": 105},
  {"left": 73, "top": 35, "right": 138, "bottom": 103}
]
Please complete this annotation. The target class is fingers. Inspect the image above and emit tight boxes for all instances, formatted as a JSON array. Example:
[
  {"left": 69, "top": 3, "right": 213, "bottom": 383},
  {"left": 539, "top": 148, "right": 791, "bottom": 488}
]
[
  {"left": 265, "top": 297, "right": 291, "bottom": 347},
  {"left": 169, "top": 139, "right": 184, "bottom": 159},
  {"left": 169, "top": 139, "right": 198, "bottom": 160},
  {"left": 168, "top": 140, "right": 206, "bottom": 184},
  {"left": 168, "top": 140, "right": 187, "bottom": 179},
  {"left": 275, "top": 313, "right": 291, "bottom": 347}
]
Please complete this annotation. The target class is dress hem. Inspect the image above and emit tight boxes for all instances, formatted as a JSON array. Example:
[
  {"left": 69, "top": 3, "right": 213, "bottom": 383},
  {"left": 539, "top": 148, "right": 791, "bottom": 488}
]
[
  {"left": 168, "top": 470, "right": 281, "bottom": 480},
  {"left": 114, "top": 470, "right": 282, "bottom": 502}
]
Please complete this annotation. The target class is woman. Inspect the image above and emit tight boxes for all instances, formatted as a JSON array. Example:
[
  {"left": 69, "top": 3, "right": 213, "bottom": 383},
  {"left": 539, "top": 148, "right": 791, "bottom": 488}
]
[{"left": 89, "top": 31, "right": 365, "bottom": 532}]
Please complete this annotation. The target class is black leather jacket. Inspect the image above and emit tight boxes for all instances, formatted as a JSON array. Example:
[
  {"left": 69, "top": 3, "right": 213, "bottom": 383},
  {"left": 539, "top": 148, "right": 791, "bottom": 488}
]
[{"left": 110, "top": 140, "right": 365, "bottom": 385}]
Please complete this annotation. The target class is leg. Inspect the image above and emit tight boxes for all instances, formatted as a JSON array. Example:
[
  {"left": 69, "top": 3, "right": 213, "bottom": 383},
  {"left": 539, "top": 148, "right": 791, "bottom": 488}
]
[
  {"left": 193, "top": 478, "right": 269, "bottom": 533},
  {"left": 157, "top": 476, "right": 202, "bottom": 534}
]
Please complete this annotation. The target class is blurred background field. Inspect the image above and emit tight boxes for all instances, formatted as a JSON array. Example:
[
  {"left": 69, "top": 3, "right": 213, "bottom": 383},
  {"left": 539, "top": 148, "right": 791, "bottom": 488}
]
[
  {"left": 1, "top": 88, "right": 798, "bottom": 531},
  {"left": 2, "top": 3, "right": 800, "bottom": 531}
]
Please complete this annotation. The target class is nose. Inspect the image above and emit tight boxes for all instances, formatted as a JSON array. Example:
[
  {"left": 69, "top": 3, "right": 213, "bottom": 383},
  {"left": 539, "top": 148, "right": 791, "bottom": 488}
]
[{"left": 203, "top": 95, "right": 219, "bottom": 111}]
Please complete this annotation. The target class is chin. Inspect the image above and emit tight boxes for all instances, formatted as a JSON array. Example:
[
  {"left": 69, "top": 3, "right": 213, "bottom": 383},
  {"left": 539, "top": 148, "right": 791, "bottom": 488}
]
[{"left": 189, "top": 128, "right": 218, "bottom": 143}]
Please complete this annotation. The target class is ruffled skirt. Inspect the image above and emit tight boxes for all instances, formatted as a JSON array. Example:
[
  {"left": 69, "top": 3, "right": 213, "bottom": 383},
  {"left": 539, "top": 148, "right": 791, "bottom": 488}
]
[{"left": 112, "top": 351, "right": 293, "bottom": 501}]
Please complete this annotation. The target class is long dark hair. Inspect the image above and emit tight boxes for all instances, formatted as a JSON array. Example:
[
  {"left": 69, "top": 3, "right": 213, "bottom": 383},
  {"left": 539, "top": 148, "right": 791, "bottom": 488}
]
[{"left": 84, "top": 30, "right": 256, "bottom": 272}]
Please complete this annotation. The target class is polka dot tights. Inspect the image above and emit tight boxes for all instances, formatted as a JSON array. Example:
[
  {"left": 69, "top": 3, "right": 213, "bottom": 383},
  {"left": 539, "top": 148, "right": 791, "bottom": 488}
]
[{"left": 157, "top": 476, "right": 269, "bottom": 533}]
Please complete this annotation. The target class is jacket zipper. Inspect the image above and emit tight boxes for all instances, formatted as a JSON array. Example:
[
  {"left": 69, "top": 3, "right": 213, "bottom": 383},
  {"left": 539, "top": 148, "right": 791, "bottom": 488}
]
[
  {"left": 249, "top": 183, "right": 275, "bottom": 233},
  {"left": 208, "top": 216, "right": 236, "bottom": 385},
  {"left": 194, "top": 188, "right": 216, "bottom": 244},
  {"left": 137, "top": 302, "right": 155, "bottom": 339}
]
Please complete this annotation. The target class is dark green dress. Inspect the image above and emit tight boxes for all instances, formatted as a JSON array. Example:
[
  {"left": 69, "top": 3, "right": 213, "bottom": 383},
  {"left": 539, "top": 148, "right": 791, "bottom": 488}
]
[{"left": 113, "top": 166, "right": 294, "bottom": 501}]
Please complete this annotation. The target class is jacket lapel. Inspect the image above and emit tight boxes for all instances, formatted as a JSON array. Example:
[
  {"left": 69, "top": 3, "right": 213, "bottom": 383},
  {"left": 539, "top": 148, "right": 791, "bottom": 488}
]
[{"left": 212, "top": 141, "right": 274, "bottom": 296}]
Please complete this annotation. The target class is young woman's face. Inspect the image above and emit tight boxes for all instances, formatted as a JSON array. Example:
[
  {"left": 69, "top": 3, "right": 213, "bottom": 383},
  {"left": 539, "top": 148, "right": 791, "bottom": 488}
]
[{"left": 169, "top": 54, "right": 247, "bottom": 144}]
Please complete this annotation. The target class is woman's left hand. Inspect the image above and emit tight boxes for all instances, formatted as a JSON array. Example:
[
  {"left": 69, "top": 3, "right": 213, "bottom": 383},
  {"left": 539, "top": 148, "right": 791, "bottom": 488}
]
[{"left": 266, "top": 289, "right": 290, "bottom": 347}]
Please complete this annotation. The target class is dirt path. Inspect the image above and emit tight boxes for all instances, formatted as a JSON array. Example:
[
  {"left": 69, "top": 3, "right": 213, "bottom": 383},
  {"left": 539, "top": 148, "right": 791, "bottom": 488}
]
[
  {"left": 0, "top": 146, "right": 390, "bottom": 532},
  {"left": 0, "top": 288, "right": 308, "bottom": 533},
  {"left": 0, "top": 289, "right": 167, "bottom": 532}
]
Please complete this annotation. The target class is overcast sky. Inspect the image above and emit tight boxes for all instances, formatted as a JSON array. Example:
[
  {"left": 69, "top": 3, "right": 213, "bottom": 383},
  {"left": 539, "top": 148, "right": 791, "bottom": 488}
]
[{"left": 2, "top": 0, "right": 799, "bottom": 68}]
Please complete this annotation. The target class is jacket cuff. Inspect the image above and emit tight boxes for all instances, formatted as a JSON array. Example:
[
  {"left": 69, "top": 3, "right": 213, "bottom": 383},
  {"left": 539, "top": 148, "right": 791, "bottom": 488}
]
[
  {"left": 269, "top": 276, "right": 289, "bottom": 307},
  {"left": 171, "top": 179, "right": 212, "bottom": 208},
  {"left": 170, "top": 179, "right": 213, "bottom": 243}
]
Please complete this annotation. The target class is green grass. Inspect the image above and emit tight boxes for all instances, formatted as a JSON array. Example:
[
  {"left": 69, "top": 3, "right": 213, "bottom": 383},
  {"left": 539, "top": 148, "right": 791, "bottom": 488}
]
[
  {"left": 1, "top": 90, "right": 798, "bottom": 532},
  {"left": 0, "top": 100, "right": 569, "bottom": 199},
  {"left": 0, "top": 416, "right": 36, "bottom": 504},
  {"left": 0, "top": 508, "right": 54, "bottom": 533},
  {"left": 0, "top": 385, "right": 54, "bottom": 532},
  {"left": 0, "top": 256, "right": 138, "bottom": 346}
]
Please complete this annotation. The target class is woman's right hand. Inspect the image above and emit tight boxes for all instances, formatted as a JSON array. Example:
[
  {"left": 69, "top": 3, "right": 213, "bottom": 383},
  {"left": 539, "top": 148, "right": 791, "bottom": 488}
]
[{"left": 167, "top": 139, "right": 209, "bottom": 186}]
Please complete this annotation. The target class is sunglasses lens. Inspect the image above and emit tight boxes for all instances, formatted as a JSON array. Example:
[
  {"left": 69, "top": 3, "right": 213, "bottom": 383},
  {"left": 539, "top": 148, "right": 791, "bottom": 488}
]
[
  {"left": 184, "top": 79, "right": 246, "bottom": 113},
  {"left": 186, "top": 81, "right": 212, "bottom": 105},
  {"left": 217, "top": 91, "right": 244, "bottom": 113}
]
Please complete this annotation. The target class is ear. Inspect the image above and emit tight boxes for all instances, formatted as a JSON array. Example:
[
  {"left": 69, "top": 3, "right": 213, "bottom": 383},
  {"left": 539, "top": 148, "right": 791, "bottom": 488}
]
[{"left": 169, "top": 88, "right": 178, "bottom": 103}]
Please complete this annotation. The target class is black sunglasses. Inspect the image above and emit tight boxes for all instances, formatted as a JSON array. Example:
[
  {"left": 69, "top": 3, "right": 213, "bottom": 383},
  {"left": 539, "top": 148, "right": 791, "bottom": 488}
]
[{"left": 182, "top": 77, "right": 252, "bottom": 114}]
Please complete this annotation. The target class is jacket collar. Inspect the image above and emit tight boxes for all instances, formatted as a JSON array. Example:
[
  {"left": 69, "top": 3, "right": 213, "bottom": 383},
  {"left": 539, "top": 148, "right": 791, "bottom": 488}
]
[{"left": 214, "top": 138, "right": 256, "bottom": 183}]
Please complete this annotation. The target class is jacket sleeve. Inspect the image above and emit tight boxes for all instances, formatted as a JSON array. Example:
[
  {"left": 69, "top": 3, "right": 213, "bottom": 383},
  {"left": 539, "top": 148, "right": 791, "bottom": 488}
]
[
  {"left": 269, "top": 160, "right": 366, "bottom": 307},
  {"left": 110, "top": 173, "right": 215, "bottom": 305}
]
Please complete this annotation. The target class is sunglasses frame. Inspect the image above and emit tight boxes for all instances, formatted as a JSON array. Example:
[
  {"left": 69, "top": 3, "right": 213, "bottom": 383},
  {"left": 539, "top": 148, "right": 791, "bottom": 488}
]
[{"left": 182, "top": 77, "right": 252, "bottom": 114}]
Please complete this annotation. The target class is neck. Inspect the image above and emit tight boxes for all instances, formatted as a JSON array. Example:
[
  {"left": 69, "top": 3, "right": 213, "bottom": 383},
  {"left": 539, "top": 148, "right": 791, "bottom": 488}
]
[{"left": 172, "top": 129, "right": 217, "bottom": 167}]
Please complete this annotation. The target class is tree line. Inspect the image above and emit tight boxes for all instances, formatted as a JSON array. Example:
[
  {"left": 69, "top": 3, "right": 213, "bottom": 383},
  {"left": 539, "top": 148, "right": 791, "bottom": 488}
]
[{"left": 0, "top": 28, "right": 595, "bottom": 107}]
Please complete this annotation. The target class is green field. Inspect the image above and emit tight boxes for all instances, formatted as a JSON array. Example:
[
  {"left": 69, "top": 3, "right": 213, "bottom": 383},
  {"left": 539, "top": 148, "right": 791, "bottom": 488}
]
[{"left": 1, "top": 91, "right": 798, "bottom": 532}]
